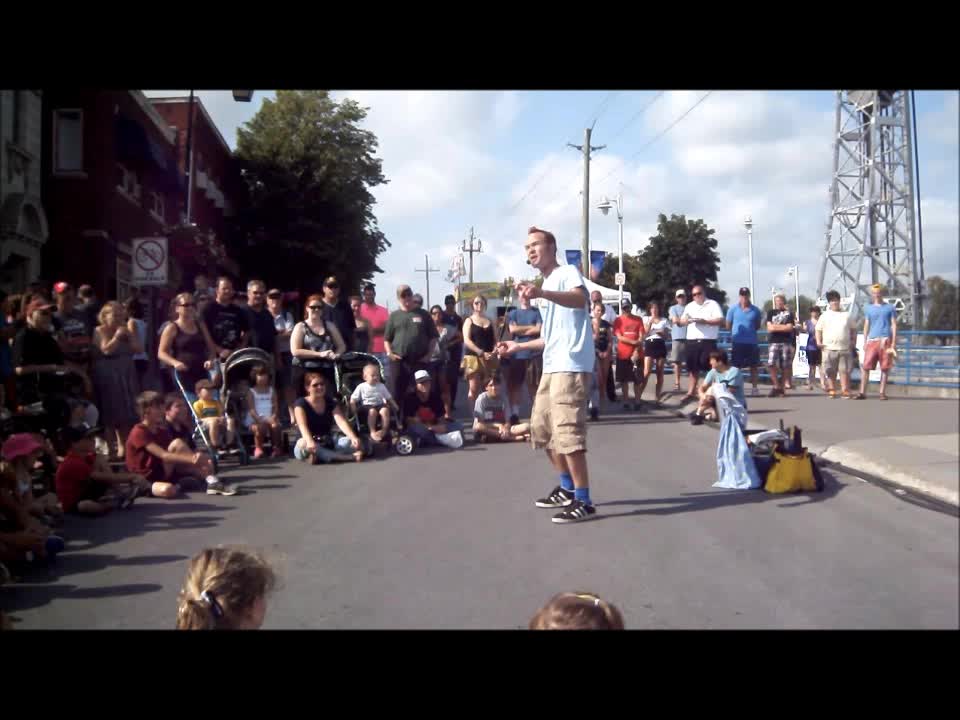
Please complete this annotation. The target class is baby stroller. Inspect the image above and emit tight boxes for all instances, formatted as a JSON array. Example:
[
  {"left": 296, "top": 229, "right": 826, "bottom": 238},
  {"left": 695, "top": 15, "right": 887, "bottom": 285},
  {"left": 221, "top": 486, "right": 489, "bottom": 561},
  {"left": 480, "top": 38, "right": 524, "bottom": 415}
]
[
  {"left": 173, "top": 365, "right": 249, "bottom": 471},
  {"left": 220, "top": 347, "right": 286, "bottom": 459},
  {"left": 334, "top": 351, "right": 417, "bottom": 457}
]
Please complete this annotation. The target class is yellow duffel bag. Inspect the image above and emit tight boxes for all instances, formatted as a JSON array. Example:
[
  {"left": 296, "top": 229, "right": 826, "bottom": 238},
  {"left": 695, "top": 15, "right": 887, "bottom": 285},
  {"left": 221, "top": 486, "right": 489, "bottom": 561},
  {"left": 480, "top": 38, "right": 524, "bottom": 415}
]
[{"left": 763, "top": 449, "right": 824, "bottom": 494}]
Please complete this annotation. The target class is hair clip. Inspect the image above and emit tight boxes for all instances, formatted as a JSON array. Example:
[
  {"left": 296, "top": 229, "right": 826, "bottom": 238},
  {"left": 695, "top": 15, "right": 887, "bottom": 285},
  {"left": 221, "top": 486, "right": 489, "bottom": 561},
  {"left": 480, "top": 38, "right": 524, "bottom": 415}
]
[{"left": 200, "top": 590, "right": 224, "bottom": 618}]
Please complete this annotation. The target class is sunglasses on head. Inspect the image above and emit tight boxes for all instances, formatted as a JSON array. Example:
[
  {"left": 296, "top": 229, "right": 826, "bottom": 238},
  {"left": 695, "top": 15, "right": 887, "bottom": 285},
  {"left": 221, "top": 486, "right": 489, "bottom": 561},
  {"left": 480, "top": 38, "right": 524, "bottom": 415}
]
[{"left": 325, "top": 283, "right": 339, "bottom": 290}]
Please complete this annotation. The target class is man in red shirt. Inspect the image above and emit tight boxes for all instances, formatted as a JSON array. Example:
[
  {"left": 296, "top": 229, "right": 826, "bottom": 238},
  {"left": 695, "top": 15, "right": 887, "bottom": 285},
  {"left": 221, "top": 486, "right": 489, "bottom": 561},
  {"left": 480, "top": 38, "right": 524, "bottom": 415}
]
[
  {"left": 359, "top": 283, "right": 390, "bottom": 364},
  {"left": 612, "top": 299, "right": 645, "bottom": 410},
  {"left": 126, "top": 391, "right": 236, "bottom": 498},
  {"left": 56, "top": 425, "right": 148, "bottom": 515}
]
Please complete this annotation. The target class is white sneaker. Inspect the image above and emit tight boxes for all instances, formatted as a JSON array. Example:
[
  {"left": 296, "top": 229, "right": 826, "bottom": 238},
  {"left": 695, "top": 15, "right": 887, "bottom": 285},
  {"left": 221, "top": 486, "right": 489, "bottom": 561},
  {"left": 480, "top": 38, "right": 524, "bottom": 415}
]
[
  {"left": 435, "top": 430, "right": 464, "bottom": 449},
  {"left": 751, "top": 387, "right": 760, "bottom": 397}
]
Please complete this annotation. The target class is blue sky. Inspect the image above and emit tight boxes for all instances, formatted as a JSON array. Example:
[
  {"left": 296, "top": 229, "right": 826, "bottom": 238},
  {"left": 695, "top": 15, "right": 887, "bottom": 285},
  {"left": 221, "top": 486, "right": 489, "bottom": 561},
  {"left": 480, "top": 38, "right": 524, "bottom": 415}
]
[{"left": 144, "top": 90, "right": 958, "bottom": 308}]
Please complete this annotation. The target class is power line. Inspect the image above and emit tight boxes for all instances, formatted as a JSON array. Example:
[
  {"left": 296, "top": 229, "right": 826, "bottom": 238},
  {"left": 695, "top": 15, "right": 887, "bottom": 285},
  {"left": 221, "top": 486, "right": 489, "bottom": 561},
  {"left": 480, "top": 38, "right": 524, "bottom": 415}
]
[
  {"left": 605, "top": 91, "right": 665, "bottom": 145},
  {"left": 588, "top": 91, "right": 620, "bottom": 131}
]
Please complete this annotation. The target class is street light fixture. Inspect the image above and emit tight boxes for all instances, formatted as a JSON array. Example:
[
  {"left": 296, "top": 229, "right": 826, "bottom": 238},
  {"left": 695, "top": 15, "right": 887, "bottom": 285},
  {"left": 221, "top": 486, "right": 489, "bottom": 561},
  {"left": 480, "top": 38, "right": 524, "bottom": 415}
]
[
  {"left": 596, "top": 192, "right": 624, "bottom": 312},
  {"left": 232, "top": 90, "right": 255, "bottom": 102},
  {"left": 744, "top": 215, "right": 755, "bottom": 300}
]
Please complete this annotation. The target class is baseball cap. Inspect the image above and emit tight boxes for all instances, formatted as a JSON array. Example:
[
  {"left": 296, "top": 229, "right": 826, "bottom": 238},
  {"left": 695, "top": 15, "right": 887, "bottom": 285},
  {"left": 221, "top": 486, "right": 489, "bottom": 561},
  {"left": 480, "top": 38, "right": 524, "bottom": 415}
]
[
  {"left": 414, "top": 370, "right": 431, "bottom": 383},
  {"left": 620, "top": 299, "right": 633, "bottom": 309},
  {"left": 62, "top": 424, "right": 105, "bottom": 445},
  {"left": 1, "top": 433, "right": 45, "bottom": 461},
  {"left": 53, "top": 281, "right": 72, "bottom": 295},
  {"left": 266, "top": 288, "right": 282, "bottom": 298},
  {"left": 739, "top": 287, "right": 751, "bottom": 296},
  {"left": 323, "top": 276, "right": 339, "bottom": 288},
  {"left": 675, "top": 289, "right": 686, "bottom": 297}
]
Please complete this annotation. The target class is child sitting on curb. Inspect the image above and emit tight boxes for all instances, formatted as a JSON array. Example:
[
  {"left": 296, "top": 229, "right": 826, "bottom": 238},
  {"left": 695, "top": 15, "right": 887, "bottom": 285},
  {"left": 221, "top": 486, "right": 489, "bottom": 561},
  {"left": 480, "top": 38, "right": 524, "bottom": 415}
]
[
  {"left": 473, "top": 374, "right": 530, "bottom": 443},
  {"left": 56, "top": 424, "right": 148, "bottom": 515}
]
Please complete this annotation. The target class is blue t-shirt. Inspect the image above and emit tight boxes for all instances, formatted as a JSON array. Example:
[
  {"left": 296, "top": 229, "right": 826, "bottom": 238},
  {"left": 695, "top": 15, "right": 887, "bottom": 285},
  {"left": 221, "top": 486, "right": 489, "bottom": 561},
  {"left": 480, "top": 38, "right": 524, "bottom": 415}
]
[
  {"left": 726, "top": 304, "right": 762, "bottom": 344},
  {"left": 705, "top": 366, "right": 746, "bottom": 408},
  {"left": 864, "top": 302, "right": 896, "bottom": 340},
  {"left": 669, "top": 304, "right": 686, "bottom": 340},
  {"left": 507, "top": 307, "right": 543, "bottom": 360},
  {"left": 540, "top": 264, "right": 594, "bottom": 374}
]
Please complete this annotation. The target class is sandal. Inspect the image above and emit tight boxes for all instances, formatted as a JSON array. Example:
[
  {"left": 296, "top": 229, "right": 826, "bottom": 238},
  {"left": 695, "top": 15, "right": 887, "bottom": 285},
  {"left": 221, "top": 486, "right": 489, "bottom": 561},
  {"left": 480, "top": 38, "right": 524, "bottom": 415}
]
[
  {"left": 855, "top": 393, "right": 866, "bottom": 400},
  {"left": 879, "top": 393, "right": 888, "bottom": 401}
]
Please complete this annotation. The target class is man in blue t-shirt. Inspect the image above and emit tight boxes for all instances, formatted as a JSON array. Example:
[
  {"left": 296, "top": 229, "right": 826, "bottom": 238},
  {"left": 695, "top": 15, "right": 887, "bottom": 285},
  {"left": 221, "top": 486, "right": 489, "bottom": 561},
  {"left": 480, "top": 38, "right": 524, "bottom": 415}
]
[
  {"left": 725, "top": 287, "right": 763, "bottom": 397},
  {"left": 858, "top": 283, "right": 898, "bottom": 400},
  {"left": 690, "top": 349, "right": 745, "bottom": 425},
  {"left": 505, "top": 295, "right": 543, "bottom": 425}
]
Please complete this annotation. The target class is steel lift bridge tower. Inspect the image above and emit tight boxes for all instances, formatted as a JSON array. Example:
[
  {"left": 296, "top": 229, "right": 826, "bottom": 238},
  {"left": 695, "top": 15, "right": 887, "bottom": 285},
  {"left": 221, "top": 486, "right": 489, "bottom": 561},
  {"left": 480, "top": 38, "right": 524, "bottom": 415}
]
[{"left": 817, "top": 90, "right": 923, "bottom": 325}]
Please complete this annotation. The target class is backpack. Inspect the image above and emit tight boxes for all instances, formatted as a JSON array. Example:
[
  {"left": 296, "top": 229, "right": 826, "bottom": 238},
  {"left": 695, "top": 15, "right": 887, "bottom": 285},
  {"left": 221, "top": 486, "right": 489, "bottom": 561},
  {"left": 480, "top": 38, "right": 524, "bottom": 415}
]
[{"left": 764, "top": 449, "right": 824, "bottom": 494}]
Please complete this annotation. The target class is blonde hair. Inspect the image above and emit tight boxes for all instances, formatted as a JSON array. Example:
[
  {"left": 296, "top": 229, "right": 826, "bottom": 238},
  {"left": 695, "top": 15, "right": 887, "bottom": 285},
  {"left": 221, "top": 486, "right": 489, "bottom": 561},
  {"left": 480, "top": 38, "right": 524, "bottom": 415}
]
[
  {"left": 175, "top": 546, "right": 276, "bottom": 630},
  {"left": 97, "top": 300, "right": 124, "bottom": 327},
  {"left": 529, "top": 592, "right": 625, "bottom": 630},
  {"left": 472, "top": 294, "right": 488, "bottom": 310}
]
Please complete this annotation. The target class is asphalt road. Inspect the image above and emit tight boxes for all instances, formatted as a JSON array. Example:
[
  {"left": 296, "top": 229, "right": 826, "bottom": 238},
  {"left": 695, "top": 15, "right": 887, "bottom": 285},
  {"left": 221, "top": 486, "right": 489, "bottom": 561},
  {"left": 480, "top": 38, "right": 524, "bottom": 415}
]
[{"left": 3, "top": 399, "right": 957, "bottom": 629}]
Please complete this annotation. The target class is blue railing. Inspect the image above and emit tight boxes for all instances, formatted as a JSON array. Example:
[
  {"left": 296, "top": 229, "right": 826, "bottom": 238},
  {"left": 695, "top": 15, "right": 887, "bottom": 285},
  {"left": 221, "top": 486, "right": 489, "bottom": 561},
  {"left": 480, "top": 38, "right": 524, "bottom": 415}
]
[{"left": 658, "top": 330, "right": 959, "bottom": 389}]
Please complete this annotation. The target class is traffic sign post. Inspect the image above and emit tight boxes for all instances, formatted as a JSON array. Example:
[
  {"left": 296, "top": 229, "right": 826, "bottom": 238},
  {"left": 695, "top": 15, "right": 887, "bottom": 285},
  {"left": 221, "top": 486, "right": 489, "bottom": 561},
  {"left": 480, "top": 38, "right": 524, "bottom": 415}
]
[
  {"left": 614, "top": 272, "right": 626, "bottom": 286},
  {"left": 132, "top": 237, "right": 168, "bottom": 286}
]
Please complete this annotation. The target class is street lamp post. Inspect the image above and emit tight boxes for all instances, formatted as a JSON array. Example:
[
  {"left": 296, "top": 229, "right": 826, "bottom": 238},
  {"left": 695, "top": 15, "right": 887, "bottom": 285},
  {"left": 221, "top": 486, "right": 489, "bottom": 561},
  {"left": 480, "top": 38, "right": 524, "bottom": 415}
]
[
  {"left": 597, "top": 192, "right": 624, "bottom": 312},
  {"left": 787, "top": 265, "right": 800, "bottom": 318},
  {"left": 744, "top": 215, "right": 755, "bottom": 299}
]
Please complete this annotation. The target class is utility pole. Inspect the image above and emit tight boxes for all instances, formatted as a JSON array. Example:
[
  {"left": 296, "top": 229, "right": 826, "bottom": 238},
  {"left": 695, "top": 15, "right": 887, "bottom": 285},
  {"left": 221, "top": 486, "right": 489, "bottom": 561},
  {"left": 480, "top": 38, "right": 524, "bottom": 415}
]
[
  {"left": 415, "top": 253, "right": 440, "bottom": 308},
  {"left": 568, "top": 128, "right": 605, "bottom": 277},
  {"left": 461, "top": 227, "right": 482, "bottom": 283}
]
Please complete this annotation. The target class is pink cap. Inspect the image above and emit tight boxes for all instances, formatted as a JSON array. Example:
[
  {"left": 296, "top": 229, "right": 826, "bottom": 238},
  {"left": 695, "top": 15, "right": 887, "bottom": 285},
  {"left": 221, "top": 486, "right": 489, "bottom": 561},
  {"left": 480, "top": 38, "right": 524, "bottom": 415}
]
[{"left": 1, "top": 433, "right": 44, "bottom": 461}]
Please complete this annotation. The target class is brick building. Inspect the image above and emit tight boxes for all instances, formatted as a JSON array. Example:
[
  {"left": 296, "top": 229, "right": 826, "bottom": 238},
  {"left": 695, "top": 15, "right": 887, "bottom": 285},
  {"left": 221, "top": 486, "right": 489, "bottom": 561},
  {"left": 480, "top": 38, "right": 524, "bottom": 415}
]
[
  {"left": 40, "top": 90, "right": 183, "bottom": 302},
  {"left": 148, "top": 96, "right": 241, "bottom": 285},
  {"left": 0, "top": 90, "right": 50, "bottom": 293}
]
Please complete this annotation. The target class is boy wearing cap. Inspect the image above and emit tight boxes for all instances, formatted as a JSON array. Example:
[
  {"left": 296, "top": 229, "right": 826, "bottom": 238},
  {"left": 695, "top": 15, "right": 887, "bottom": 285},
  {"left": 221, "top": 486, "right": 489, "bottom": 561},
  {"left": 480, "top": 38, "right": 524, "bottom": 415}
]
[
  {"left": 613, "top": 299, "right": 644, "bottom": 410},
  {"left": 403, "top": 370, "right": 464, "bottom": 448},
  {"left": 725, "top": 287, "right": 763, "bottom": 396},
  {"left": 52, "top": 282, "right": 94, "bottom": 387},
  {"left": 668, "top": 289, "right": 687, "bottom": 391},
  {"left": 56, "top": 425, "right": 146, "bottom": 514},
  {"left": 857, "top": 283, "right": 897, "bottom": 400}
]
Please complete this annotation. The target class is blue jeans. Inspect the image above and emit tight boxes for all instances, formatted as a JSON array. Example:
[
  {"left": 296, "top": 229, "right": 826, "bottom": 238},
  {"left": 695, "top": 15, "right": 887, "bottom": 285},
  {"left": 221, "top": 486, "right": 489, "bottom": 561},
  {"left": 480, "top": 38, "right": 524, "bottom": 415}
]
[
  {"left": 406, "top": 419, "right": 463, "bottom": 447},
  {"left": 294, "top": 435, "right": 355, "bottom": 462}
]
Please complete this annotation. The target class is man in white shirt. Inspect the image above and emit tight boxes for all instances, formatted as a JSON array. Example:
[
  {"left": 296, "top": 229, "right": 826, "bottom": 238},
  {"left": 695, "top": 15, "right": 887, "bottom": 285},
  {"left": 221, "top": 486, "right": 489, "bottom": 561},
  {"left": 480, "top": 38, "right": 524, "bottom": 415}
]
[
  {"left": 498, "top": 226, "right": 596, "bottom": 524},
  {"left": 676, "top": 285, "right": 724, "bottom": 401},
  {"left": 815, "top": 290, "right": 858, "bottom": 399}
]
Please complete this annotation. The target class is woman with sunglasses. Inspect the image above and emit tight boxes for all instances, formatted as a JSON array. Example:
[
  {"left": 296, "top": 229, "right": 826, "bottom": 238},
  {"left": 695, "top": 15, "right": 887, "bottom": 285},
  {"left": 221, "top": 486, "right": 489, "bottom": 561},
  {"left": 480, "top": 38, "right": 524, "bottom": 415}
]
[
  {"left": 290, "top": 294, "right": 346, "bottom": 400},
  {"left": 293, "top": 372, "right": 363, "bottom": 464},
  {"left": 461, "top": 294, "right": 498, "bottom": 405},
  {"left": 158, "top": 292, "right": 218, "bottom": 403},
  {"left": 428, "top": 305, "right": 454, "bottom": 419}
]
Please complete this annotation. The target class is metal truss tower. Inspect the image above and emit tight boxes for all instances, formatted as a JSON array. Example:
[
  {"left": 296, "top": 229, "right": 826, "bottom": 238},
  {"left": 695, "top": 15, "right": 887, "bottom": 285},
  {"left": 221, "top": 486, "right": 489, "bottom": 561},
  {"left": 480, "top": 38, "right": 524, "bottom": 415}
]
[{"left": 817, "top": 90, "right": 922, "bottom": 325}]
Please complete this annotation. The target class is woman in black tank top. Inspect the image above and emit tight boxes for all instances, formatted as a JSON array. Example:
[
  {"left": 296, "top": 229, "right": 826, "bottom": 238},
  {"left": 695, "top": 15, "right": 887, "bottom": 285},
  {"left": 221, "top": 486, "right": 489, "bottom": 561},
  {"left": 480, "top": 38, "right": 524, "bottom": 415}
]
[
  {"left": 157, "top": 292, "right": 218, "bottom": 396},
  {"left": 460, "top": 294, "right": 499, "bottom": 404}
]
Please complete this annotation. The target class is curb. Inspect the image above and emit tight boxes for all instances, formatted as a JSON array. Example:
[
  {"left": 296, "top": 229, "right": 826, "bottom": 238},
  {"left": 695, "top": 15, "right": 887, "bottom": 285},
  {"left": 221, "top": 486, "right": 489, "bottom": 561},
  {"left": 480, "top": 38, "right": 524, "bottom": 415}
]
[{"left": 664, "top": 400, "right": 960, "bottom": 509}]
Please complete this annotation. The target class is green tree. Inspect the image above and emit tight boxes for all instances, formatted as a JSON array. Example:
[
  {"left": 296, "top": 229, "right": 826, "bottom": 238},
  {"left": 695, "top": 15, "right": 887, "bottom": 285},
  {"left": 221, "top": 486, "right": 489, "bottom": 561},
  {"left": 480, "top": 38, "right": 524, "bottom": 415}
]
[
  {"left": 622, "top": 214, "right": 727, "bottom": 311},
  {"left": 925, "top": 276, "right": 960, "bottom": 344},
  {"left": 230, "top": 91, "right": 389, "bottom": 293}
]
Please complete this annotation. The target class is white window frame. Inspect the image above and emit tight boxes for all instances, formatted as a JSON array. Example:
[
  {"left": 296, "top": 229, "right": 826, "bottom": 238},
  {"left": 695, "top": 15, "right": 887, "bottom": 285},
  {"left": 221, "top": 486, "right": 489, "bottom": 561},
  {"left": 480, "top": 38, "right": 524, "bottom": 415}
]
[
  {"left": 116, "top": 163, "right": 142, "bottom": 205},
  {"left": 52, "top": 108, "right": 86, "bottom": 176}
]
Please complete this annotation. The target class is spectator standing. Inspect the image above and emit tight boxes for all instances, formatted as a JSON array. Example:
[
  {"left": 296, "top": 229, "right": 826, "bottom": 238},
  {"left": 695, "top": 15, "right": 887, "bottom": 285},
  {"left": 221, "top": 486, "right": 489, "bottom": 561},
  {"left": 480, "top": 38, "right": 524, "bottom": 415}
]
[
  {"left": 505, "top": 293, "right": 543, "bottom": 425},
  {"left": 76, "top": 284, "right": 102, "bottom": 329},
  {"left": 857, "top": 283, "right": 898, "bottom": 401},
  {"left": 677, "top": 285, "right": 724, "bottom": 402},
  {"left": 804, "top": 306, "right": 825, "bottom": 391},
  {"left": 202, "top": 277, "right": 250, "bottom": 363},
  {"left": 765, "top": 293, "right": 797, "bottom": 397},
  {"left": 349, "top": 295, "right": 371, "bottom": 354},
  {"left": 668, "top": 289, "right": 688, "bottom": 392},
  {"left": 428, "top": 305, "right": 454, "bottom": 419},
  {"left": 91, "top": 301, "right": 141, "bottom": 460},
  {"left": 125, "top": 297, "right": 150, "bottom": 389},
  {"left": 267, "top": 288, "right": 296, "bottom": 425},
  {"left": 440, "top": 295, "right": 465, "bottom": 410},
  {"left": 384, "top": 285, "right": 439, "bottom": 401},
  {"left": 359, "top": 283, "right": 390, "bottom": 375},
  {"left": 588, "top": 301, "right": 613, "bottom": 421},
  {"left": 290, "top": 294, "right": 345, "bottom": 398},
  {"left": 461, "top": 294, "right": 499, "bottom": 405},
  {"left": 320, "top": 275, "right": 355, "bottom": 353},
  {"left": 244, "top": 280, "right": 278, "bottom": 361},
  {"left": 816, "top": 290, "right": 858, "bottom": 399},
  {"left": 725, "top": 287, "right": 763, "bottom": 397},
  {"left": 613, "top": 298, "right": 644, "bottom": 410},
  {"left": 157, "top": 293, "right": 218, "bottom": 403},
  {"left": 52, "top": 281, "right": 94, "bottom": 395},
  {"left": 638, "top": 301, "right": 669, "bottom": 405}
]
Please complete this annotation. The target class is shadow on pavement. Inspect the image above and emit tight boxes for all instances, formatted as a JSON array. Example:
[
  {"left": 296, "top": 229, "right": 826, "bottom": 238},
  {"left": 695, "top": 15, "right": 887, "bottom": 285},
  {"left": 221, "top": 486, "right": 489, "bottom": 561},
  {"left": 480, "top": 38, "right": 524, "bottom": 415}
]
[
  {"left": 820, "top": 461, "right": 960, "bottom": 518},
  {"left": 591, "top": 469, "right": 846, "bottom": 521},
  {"left": 240, "top": 483, "right": 293, "bottom": 491},
  {"left": 1, "top": 582, "right": 163, "bottom": 613}
]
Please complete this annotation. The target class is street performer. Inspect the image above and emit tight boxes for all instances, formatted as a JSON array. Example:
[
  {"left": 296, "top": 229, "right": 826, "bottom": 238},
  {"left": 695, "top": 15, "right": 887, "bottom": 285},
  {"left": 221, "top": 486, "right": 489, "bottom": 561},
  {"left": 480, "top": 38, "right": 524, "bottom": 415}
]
[{"left": 497, "top": 227, "right": 596, "bottom": 524}]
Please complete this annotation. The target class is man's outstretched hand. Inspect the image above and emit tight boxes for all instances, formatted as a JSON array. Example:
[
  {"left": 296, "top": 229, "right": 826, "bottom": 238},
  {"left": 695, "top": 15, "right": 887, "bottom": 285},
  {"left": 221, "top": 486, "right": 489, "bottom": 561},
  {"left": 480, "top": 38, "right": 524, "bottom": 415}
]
[
  {"left": 496, "top": 341, "right": 518, "bottom": 358},
  {"left": 515, "top": 282, "right": 541, "bottom": 301}
]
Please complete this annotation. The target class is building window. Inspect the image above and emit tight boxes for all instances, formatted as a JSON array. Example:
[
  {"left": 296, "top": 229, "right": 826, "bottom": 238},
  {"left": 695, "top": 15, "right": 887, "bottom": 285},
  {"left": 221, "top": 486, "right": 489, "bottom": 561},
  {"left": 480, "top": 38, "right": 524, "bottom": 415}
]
[
  {"left": 116, "top": 163, "right": 141, "bottom": 202},
  {"left": 149, "top": 191, "right": 165, "bottom": 223},
  {"left": 53, "top": 109, "right": 84, "bottom": 173}
]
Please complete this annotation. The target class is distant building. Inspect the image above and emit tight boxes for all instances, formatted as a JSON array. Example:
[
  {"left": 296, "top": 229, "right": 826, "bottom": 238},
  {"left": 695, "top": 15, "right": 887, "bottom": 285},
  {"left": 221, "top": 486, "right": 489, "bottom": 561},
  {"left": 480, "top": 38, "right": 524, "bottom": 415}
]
[{"left": 0, "top": 90, "right": 50, "bottom": 292}]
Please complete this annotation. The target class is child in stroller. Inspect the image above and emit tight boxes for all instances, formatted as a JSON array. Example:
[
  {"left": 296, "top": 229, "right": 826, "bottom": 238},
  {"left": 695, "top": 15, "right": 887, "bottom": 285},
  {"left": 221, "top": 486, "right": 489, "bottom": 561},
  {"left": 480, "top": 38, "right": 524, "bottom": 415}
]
[
  {"left": 243, "top": 363, "right": 284, "bottom": 459},
  {"left": 348, "top": 362, "right": 399, "bottom": 443}
]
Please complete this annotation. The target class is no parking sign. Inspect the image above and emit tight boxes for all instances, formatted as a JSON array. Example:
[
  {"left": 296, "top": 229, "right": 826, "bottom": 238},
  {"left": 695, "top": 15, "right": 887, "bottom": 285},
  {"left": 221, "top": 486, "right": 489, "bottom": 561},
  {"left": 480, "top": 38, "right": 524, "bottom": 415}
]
[{"left": 132, "top": 237, "right": 168, "bottom": 286}]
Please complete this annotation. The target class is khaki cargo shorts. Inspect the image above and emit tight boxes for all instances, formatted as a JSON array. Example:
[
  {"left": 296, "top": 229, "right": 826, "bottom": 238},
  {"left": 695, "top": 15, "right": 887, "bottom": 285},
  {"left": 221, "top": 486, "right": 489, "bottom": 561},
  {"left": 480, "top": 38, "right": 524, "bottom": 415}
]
[{"left": 530, "top": 371, "right": 590, "bottom": 455}]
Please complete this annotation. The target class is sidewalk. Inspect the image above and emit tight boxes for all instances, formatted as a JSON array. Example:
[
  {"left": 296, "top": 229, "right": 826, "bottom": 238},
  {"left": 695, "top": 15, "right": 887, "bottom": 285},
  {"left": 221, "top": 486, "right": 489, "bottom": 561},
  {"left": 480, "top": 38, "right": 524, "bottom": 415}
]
[{"left": 664, "top": 385, "right": 960, "bottom": 508}]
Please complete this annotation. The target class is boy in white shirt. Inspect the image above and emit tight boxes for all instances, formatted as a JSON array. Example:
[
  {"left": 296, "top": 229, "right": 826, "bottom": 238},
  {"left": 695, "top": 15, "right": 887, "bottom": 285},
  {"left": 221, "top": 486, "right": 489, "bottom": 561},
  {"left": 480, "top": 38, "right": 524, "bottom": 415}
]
[
  {"left": 815, "top": 290, "right": 858, "bottom": 399},
  {"left": 349, "top": 363, "right": 399, "bottom": 442}
]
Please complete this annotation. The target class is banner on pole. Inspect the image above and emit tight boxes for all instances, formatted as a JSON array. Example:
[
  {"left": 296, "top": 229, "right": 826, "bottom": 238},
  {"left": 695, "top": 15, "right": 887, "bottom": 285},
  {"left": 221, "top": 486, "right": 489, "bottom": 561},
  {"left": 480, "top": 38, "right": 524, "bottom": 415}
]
[
  {"left": 589, "top": 251, "right": 605, "bottom": 282},
  {"left": 565, "top": 249, "right": 582, "bottom": 269}
]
